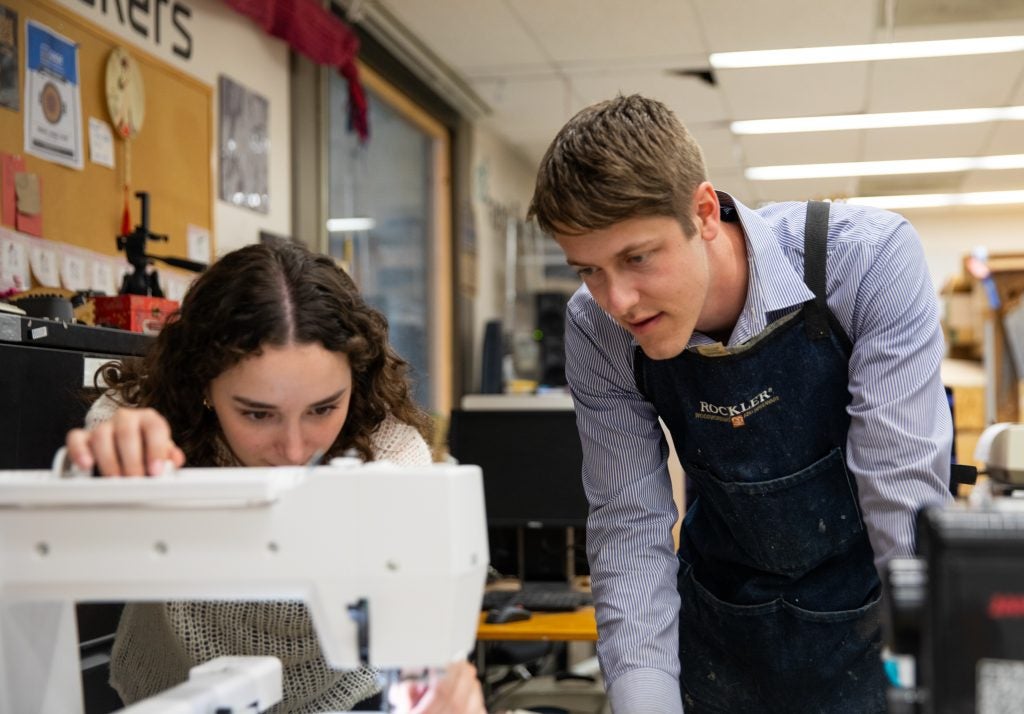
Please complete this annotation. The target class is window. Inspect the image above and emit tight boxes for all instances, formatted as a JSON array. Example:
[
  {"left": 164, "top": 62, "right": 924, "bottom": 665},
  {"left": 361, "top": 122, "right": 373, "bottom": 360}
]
[{"left": 326, "top": 64, "right": 452, "bottom": 414}]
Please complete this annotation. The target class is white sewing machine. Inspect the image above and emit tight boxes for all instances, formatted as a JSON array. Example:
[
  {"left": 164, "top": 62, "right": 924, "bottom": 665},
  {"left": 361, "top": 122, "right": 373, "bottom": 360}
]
[
  {"left": 975, "top": 421, "right": 1024, "bottom": 487},
  {"left": 0, "top": 458, "right": 489, "bottom": 713}
]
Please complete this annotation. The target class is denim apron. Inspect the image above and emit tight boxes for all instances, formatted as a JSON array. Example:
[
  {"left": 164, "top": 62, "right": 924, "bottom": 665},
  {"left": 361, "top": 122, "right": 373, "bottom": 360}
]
[{"left": 634, "top": 202, "right": 886, "bottom": 713}]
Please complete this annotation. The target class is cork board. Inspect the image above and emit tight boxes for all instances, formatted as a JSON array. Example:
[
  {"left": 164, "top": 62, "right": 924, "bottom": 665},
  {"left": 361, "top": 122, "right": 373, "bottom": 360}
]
[{"left": 0, "top": 0, "right": 212, "bottom": 266}]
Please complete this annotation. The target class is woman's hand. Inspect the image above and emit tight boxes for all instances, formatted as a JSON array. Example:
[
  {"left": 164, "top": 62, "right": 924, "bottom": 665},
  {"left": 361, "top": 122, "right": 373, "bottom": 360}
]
[
  {"left": 65, "top": 407, "right": 186, "bottom": 477},
  {"left": 390, "top": 661, "right": 486, "bottom": 714}
]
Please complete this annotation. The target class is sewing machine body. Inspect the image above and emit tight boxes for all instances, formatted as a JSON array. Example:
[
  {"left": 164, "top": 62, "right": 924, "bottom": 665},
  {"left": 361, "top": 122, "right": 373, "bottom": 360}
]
[{"left": 0, "top": 460, "right": 488, "bottom": 713}]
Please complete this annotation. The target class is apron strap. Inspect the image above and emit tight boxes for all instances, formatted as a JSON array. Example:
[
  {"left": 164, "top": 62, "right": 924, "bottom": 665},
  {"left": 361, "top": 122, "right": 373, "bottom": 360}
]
[
  {"left": 803, "top": 201, "right": 831, "bottom": 340},
  {"left": 633, "top": 345, "right": 649, "bottom": 400}
]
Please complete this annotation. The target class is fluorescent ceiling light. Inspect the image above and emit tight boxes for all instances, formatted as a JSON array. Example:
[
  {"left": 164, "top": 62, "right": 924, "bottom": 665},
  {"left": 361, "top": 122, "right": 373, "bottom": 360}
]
[
  {"left": 746, "top": 154, "right": 1024, "bottom": 181},
  {"left": 731, "top": 106, "right": 1024, "bottom": 134},
  {"left": 846, "top": 190, "right": 1024, "bottom": 209},
  {"left": 710, "top": 35, "right": 1024, "bottom": 68},
  {"left": 326, "top": 217, "right": 377, "bottom": 232}
]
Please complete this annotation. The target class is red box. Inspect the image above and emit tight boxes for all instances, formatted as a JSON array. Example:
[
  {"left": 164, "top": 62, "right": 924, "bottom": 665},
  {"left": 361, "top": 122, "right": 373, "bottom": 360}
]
[{"left": 93, "top": 295, "right": 180, "bottom": 334}]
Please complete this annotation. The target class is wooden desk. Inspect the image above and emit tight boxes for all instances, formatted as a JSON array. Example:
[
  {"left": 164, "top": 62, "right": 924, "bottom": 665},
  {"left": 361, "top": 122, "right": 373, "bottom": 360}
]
[
  {"left": 476, "top": 606, "right": 597, "bottom": 642},
  {"left": 475, "top": 607, "right": 599, "bottom": 703}
]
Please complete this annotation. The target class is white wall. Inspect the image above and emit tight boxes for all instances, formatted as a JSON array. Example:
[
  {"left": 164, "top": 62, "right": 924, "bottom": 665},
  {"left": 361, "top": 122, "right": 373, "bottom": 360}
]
[
  {"left": 896, "top": 205, "right": 1024, "bottom": 292},
  {"left": 56, "top": 0, "right": 291, "bottom": 256},
  {"left": 468, "top": 125, "right": 538, "bottom": 387}
]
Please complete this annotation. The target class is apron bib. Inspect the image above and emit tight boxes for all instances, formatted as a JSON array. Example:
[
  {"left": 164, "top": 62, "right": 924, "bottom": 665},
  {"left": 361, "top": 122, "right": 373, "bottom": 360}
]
[{"left": 634, "top": 202, "right": 886, "bottom": 713}]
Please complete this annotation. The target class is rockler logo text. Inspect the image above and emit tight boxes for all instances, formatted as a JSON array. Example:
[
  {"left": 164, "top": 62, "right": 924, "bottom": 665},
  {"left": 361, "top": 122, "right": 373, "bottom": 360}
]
[{"left": 696, "top": 388, "right": 779, "bottom": 427}]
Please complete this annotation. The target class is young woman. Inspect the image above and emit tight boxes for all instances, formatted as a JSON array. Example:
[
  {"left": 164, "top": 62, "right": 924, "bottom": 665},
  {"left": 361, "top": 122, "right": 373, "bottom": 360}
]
[{"left": 65, "top": 240, "right": 483, "bottom": 714}]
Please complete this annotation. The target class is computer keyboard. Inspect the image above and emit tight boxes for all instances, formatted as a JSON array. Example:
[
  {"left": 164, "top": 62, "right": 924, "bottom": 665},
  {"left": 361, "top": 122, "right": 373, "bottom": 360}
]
[{"left": 481, "top": 586, "right": 593, "bottom": 613}]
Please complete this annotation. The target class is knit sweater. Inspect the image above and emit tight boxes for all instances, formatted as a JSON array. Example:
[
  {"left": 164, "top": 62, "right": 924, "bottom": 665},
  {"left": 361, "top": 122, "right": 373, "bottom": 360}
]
[{"left": 85, "top": 394, "right": 432, "bottom": 712}]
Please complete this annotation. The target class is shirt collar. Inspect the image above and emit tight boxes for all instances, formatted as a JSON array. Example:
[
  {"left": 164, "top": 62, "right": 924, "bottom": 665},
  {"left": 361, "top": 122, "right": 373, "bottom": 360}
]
[{"left": 694, "top": 192, "right": 813, "bottom": 346}]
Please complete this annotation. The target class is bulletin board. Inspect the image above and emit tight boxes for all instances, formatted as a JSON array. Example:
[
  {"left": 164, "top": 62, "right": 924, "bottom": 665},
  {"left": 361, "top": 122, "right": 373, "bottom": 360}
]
[{"left": 0, "top": 0, "right": 212, "bottom": 268}]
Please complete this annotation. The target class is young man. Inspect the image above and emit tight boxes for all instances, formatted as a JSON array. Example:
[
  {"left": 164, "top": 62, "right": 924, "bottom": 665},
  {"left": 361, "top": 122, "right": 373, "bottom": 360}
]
[{"left": 528, "top": 95, "right": 953, "bottom": 713}]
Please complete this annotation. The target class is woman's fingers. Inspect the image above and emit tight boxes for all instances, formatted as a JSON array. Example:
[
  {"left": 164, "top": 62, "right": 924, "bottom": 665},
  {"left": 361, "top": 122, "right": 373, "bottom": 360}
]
[
  {"left": 90, "top": 421, "right": 127, "bottom": 476},
  {"left": 65, "top": 428, "right": 96, "bottom": 472},
  {"left": 407, "top": 662, "right": 484, "bottom": 714},
  {"left": 138, "top": 409, "right": 182, "bottom": 475},
  {"left": 112, "top": 413, "right": 147, "bottom": 476},
  {"left": 434, "top": 662, "right": 483, "bottom": 714},
  {"left": 65, "top": 408, "right": 182, "bottom": 477}
]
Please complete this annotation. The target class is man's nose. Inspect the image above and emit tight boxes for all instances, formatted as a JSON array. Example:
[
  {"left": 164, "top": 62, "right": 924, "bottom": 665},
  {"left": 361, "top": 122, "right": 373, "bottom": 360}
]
[{"left": 603, "top": 274, "right": 639, "bottom": 317}]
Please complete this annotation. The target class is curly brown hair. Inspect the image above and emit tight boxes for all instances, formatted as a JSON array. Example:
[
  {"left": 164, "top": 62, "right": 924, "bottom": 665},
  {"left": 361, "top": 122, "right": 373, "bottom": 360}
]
[
  {"left": 101, "top": 239, "right": 429, "bottom": 464},
  {"left": 529, "top": 94, "right": 707, "bottom": 237}
]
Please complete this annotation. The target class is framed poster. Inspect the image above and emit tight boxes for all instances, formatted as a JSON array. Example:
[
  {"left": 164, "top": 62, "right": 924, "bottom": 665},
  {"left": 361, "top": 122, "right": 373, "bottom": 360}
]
[
  {"left": 218, "top": 74, "right": 269, "bottom": 214},
  {"left": 24, "top": 19, "right": 83, "bottom": 169}
]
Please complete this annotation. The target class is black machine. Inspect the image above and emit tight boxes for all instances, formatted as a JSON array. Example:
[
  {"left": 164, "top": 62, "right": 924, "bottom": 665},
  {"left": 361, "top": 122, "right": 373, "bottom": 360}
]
[
  {"left": 886, "top": 424, "right": 1024, "bottom": 714},
  {"left": 448, "top": 404, "right": 589, "bottom": 582},
  {"left": 448, "top": 407, "right": 588, "bottom": 529},
  {"left": 117, "top": 191, "right": 207, "bottom": 296},
  {"left": 534, "top": 292, "right": 569, "bottom": 388}
]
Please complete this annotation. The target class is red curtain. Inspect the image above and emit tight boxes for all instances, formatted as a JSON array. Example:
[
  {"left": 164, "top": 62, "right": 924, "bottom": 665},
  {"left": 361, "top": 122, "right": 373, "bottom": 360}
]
[{"left": 223, "top": 0, "right": 369, "bottom": 140}]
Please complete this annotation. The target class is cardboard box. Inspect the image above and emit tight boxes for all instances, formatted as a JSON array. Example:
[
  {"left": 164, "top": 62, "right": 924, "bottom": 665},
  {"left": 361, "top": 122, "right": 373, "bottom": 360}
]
[{"left": 93, "top": 295, "right": 179, "bottom": 334}]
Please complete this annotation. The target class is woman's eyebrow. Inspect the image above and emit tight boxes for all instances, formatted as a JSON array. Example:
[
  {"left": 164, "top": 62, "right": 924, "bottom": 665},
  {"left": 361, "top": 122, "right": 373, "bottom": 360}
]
[
  {"left": 231, "top": 388, "right": 348, "bottom": 410},
  {"left": 231, "top": 395, "right": 276, "bottom": 409},
  {"left": 308, "top": 388, "right": 347, "bottom": 408}
]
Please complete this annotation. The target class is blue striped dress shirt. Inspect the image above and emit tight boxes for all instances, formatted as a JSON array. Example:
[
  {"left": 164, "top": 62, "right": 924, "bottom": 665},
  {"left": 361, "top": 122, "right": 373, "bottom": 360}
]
[{"left": 565, "top": 193, "right": 954, "bottom": 713}]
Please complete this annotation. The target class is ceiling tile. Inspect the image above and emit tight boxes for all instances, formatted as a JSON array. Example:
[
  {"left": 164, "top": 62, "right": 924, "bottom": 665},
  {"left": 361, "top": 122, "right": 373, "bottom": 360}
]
[
  {"left": 1010, "top": 66, "right": 1024, "bottom": 103},
  {"left": 960, "top": 168, "right": 1024, "bottom": 192},
  {"left": 983, "top": 121, "right": 1024, "bottom": 154},
  {"left": 508, "top": 0, "right": 707, "bottom": 65},
  {"left": 738, "top": 130, "right": 863, "bottom": 166},
  {"left": 888, "top": 17, "right": 1024, "bottom": 41},
  {"left": 524, "top": 140, "right": 555, "bottom": 165},
  {"left": 571, "top": 72, "right": 728, "bottom": 124},
  {"left": 890, "top": 0, "right": 1024, "bottom": 28},
  {"left": 862, "top": 124, "right": 991, "bottom": 161},
  {"left": 694, "top": 0, "right": 876, "bottom": 51},
  {"left": 691, "top": 127, "right": 744, "bottom": 174},
  {"left": 716, "top": 64, "right": 870, "bottom": 119},
  {"left": 856, "top": 173, "right": 967, "bottom": 196},
  {"left": 471, "top": 75, "right": 572, "bottom": 144},
  {"left": 380, "top": 0, "right": 544, "bottom": 70},
  {"left": 749, "top": 177, "right": 860, "bottom": 205},
  {"left": 868, "top": 54, "right": 1024, "bottom": 112},
  {"left": 470, "top": 74, "right": 569, "bottom": 116}
]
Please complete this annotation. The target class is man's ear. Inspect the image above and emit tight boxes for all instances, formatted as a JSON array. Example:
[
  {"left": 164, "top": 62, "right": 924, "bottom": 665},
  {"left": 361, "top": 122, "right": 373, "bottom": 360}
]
[{"left": 692, "top": 182, "right": 721, "bottom": 242}]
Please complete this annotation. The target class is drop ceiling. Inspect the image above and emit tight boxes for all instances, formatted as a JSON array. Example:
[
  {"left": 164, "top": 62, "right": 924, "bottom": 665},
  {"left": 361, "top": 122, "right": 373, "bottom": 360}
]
[{"left": 348, "top": 0, "right": 1024, "bottom": 207}]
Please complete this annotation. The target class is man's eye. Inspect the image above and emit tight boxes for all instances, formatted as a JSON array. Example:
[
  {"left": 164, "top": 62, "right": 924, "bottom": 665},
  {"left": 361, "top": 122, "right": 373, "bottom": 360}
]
[
  {"left": 627, "top": 253, "right": 649, "bottom": 265},
  {"left": 575, "top": 267, "right": 594, "bottom": 279}
]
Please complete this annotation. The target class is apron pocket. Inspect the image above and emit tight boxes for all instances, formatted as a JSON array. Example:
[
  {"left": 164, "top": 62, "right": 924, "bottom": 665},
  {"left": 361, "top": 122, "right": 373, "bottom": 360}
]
[
  {"left": 688, "top": 447, "right": 864, "bottom": 574},
  {"left": 679, "top": 564, "right": 886, "bottom": 713}
]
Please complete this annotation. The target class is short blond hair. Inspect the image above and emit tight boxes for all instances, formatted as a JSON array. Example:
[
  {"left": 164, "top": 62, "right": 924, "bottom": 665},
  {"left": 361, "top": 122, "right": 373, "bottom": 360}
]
[{"left": 529, "top": 94, "right": 707, "bottom": 236}]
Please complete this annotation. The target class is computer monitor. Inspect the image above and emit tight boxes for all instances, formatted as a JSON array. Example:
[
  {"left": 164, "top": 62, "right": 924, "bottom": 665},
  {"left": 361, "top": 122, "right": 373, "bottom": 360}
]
[{"left": 448, "top": 406, "right": 588, "bottom": 529}]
